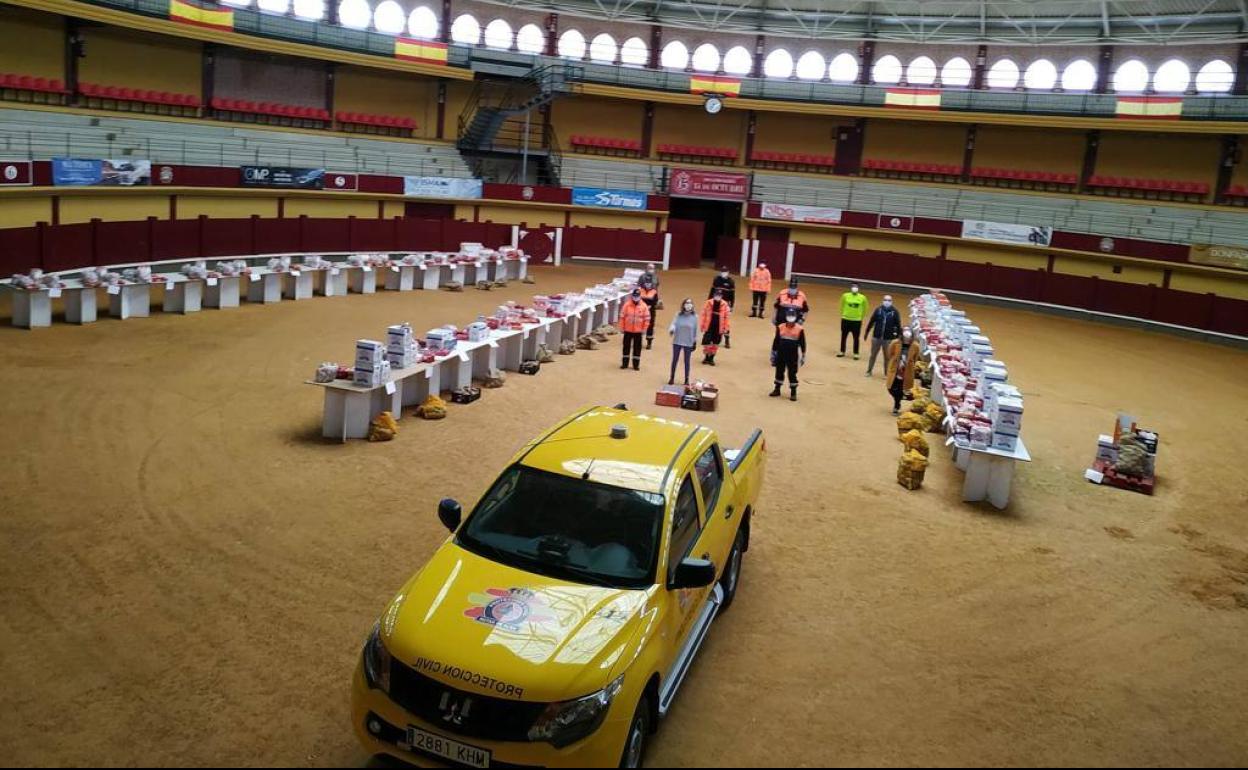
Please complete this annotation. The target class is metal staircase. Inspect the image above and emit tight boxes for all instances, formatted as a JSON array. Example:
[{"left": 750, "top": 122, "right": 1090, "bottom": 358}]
[{"left": 457, "top": 64, "right": 581, "bottom": 187}]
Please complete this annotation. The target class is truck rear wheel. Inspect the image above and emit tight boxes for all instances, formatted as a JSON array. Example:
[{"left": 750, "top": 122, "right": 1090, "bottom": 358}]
[{"left": 719, "top": 529, "right": 745, "bottom": 610}]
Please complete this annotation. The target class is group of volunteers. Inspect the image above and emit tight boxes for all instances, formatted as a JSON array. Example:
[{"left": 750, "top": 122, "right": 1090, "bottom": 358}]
[{"left": 615, "top": 262, "right": 920, "bottom": 411}]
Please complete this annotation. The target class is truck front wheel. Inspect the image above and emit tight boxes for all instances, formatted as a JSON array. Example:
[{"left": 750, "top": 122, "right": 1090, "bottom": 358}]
[{"left": 620, "top": 695, "right": 651, "bottom": 768}]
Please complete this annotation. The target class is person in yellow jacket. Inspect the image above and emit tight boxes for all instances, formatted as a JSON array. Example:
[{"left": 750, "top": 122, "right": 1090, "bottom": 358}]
[
  {"left": 837, "top": 282, "right": 869, "bottom": 361},
  {"left": 748, "top": 262, "right": 772, "bottom": 318}
]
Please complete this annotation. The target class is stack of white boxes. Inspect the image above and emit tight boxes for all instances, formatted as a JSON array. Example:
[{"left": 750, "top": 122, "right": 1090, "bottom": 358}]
[
  {"left": 387, "top": 324, "right": 418, "bottom": 369},
  {"left": 354, "top": 339, "right": 391, "bottom": 387},
  {"left": 992, "top": 396, "right": 1024, "bottom": 452},
  {"left": 426, "top": 327, "right": 458, "bottom": 352},
  {"left": 467, "top": 321, "right": 490, "bottom": 343}
]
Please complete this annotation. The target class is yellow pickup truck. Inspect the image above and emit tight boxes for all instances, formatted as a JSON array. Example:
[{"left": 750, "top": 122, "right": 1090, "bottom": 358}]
[{"left": 352, "top": 405, "right": 766, "bottom": 768}]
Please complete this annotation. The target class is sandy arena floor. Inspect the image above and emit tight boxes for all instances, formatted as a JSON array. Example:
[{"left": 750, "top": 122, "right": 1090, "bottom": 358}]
[{"left": 1, "top": 265, "right": 1246, "bottom": 767}]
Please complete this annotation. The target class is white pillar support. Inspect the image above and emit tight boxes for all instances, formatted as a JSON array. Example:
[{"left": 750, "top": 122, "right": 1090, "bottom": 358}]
[
  {"left": 785, "top": 242, "right": 795, "bottom": 281},
  {"left": 511, "top": 225, "right": 520, "bottom": 248},
  {"left": 662, "top": 232, "right": 672, "bottom": 271},
  {"left": 554, "top": 228, "right": 564, "bottom": 267},
  {"left": 750, "top": 239, "right": 761, "bottom": 274},
  {"left": 738, "top": 239, "right": 749, "bottom": 277}
]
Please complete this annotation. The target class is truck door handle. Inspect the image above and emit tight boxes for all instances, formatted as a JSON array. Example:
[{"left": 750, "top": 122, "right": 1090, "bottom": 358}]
[{"left": 725, "top": 504, "right": 734, "bottom": 520}]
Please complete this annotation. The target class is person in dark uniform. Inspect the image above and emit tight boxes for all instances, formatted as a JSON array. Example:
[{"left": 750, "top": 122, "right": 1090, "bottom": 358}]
[
  {"left": 638, "top": 275, "right": 659, "bottom": 350},
  {"left": 770, "top": 309, "right": 807, "bottom": 402},
  {"left": 700, "top": 289, "right": 731, "bottom": 366},
  {"left": 774, "top": 278, "right": 810, "bottom": 325},
  {"left": 709, "top": 269, "right": 736, "bottom": 347}
]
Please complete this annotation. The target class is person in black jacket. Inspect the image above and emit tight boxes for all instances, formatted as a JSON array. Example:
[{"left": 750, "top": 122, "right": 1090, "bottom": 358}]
[
  {"left": 709, "top": 270, "right": 736, "bottom": 348},
  {"left": 770, "top": 308, "right": 807, "bottom": 402},
  {"left": 863, "top": 294, "right": 903, "bottom": 378}
]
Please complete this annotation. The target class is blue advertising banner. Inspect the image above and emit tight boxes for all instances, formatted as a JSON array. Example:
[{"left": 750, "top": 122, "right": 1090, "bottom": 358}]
[
  {"left": 241, "top": 166, "right": 325, "bottom": 189},
  {"left": 572, "top": 187, "right": 649, "bottom": 210},
  {"left": 52, "top": 158, "right": 151, "bottom": 186},
  {"left": 403, "top": 176, "right": 483, "bottom": 199}
]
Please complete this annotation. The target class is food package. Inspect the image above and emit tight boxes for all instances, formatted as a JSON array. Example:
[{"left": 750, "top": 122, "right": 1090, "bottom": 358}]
[
  {"left": 267, "top": 256, "right": 291, "bottom": 272},
  {"left": 11, "top": 273, "right": 37, "bottom": 290},
  {"left": 451, "top": 386, "right": 481, "bottom": 404},
  {"left": 181, "top": 261, "right": 209, "bottom": 279},
  {"left": 476, "top": 281, "right": 493, "bottom": 291},
  {"left": 923, "top": 402, "right": 946, "bottom": 433},
  {"left": 598, "top": 324, "right": 619, "bottom": 336},
  {"left": 901, "top": 429, "right": 930, "bottom": 457},
  {"left": 655, "top": 385, "right": 684, "bottom": 408},
  {"left": 1114, "top": 435, "right": 1151, "bottom": 477},
  {"left": 558, "top": 341, "right": 577, "bottom": 355},
  {"left": 123, "top": 266, "right": 153, "bottom": 283},
  {"left": 483, "top": 369, "right": 506, "bottom": 388},
  {"left": 314, "top": 362, "right": 339, "bottom": 383},
  {"left": 368, "top": 411, "right": 400, "bottom": 441},
  {"left": 215, "top": 261, "right": 240, "bottom": 277},
  {"left": 970, "top": 424, "right": 993, "bottom": 449},
  {"left": 522, "top": 275, "right": 536, "bottom": 285},
  {"left": 80, "top": 268, "right": 102, "bottom": 287},
  {"left": 493, "top": 279, "right": 509, "bottom": 289},
  {"left": 591, "top": 330, "right": 609, "bottom": 343},
  {"left": 897, "top": 412, "right": 926, "bottom": 435},
  {"left": 576, "top": 335, "right": 599, "bottom": 350},
  {"left": 518, "top": 360, "right": 541, "bottom": 375},
  {"left": 536, "top": 344, "right": 555, "bottom": 364},
  {"left": 897, "top": 450, "right": 929, "bottom": 490},
  {"left": 445, "top": 281, "right": 464, "bottom": 292},
  {"left": 303, "top": 254, "right": 329, "bottom": 269},
  {"left": 416, "top": 395, "right": 448, "bottom": 420}
]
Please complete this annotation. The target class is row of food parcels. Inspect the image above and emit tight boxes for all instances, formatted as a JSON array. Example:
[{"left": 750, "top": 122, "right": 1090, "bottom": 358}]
[{"left": 911, "top": 291, "right": 1024, "bottom": 452}]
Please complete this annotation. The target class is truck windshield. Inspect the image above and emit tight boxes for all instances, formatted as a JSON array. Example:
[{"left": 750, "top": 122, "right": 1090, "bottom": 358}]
[{"left": 456, "top": 465, "right": 664, "bottom": 589}]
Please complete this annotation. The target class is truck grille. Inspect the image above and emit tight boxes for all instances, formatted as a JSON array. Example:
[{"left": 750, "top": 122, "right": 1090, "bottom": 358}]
[{"left": 387, "top": 658, "right": 548, "bottom": 742}]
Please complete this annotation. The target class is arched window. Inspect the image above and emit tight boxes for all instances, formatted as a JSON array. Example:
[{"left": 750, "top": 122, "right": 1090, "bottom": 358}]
[
  {"left": 450, "top": 14, "right": 480, "bottom": 45},
  {"left": 620, "top": 37, "right": 648, "bottom": 67},
  {"left": 872, "top": 54, "right": 902, "bottom": 85},
  {"left": 590, "top": 33, "right": 618, "bottom": 63},
  {"left": 691, "top": 43, "right": 720, "bottom": 73},
  {"left": 483, "top": 19, "right": 512, "bottom": 49},
  {"left": 941, "top": 57, "right": 972, "bottom": 87},
  {"left": 907, "top": 56, "right": 937, "bottom": 86},
  {"left": 1024, "top": 59, "right": 1058, "bottom": 90},
  {"left": 723, "top": 46, "right": 752, "bottom": 75},
  {"left": 292, "top": 0, "right": 325, "bottom": 20},
  {"left": 986, "top": 59, "right": 1020, "bottom": 89},
  {"left": 373, "top": 1, "right": 406, "bottom": 34},
  {"left": 515, "top": 24, "right": 544, "bottom": 54},
  {"left": 763, "top": 49, "right": 793, "bottom": 78},
  {"left": 406, "top": 6, "right": 438, "bottom": 39},
  {"left": 1113, "top": 59, "right": 1149, "bottom": 92},
  {"left": 1153, "top": 59, "right": 1191, "bottom": 93},
  {"left": 660, "top": 41, "right": 689, "bottom": 70},
  {"left": 795, "top": 51, "right": 826, "bottom": 80},
  {"left": 257, "top": 0, "right": 289, "bottom": 14},
  {"left": 1061, "top": 59, "right": 1097, "bottom": 91},
  {"left": 828, "top": 52, "right": 859, "bottom": 82},
  {"left": 558, "top": 29, "right": 586, "bottom": 59},
  {"left": 1195, "top": 59, "right": 1234, "bottom": 93},
  {"left": 337, "top": 0, "right": 371, "bottom": 30}
]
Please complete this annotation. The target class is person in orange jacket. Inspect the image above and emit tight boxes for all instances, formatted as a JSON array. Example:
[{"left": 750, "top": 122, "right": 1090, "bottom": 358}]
[
  {"left": 774, "top": 277, "right": 810, "bottom": 325},
  {"left": 619, "top": 287, "right": 652, "bottom": 371},
  {"left": 700, "top": 289, "right": 731, "bottom": 366},
  {"left": 638, "top": 277, "right": 659, "bottom": 350},
  {"left": 749, "top": 262, "right": 772, "bottom": 318}
]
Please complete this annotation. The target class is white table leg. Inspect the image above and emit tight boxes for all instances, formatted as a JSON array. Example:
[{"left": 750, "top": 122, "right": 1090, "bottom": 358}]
[
  {"left": 111, "top": 285, "right": 150, "bottom": 319},
  {"left": 563, "top": 315, "right": 579, "bottom": 343},
  {"left": 986, "top": 456, "right": 1015, "bottom": 510},
  {"left": 420, "top": 266, "right": 441, "bottom": 290},
  {"left": 450, "top": 265, "right": 466, "bottom": 286},
  {"left": 249, "top": 273, "right": 282, "bottom": 303},
  {"left": 499, "top": 336, "right": 524, "bottom": 371},
  {"left": 472, "top": 346, "right": 498, "bottom": 379},
  {"left": 12, "top": 290, "right": 52, "bottom": 328},
  {"left": 349, "top": 268, "right": 377, "bottom": 294},
  {"left": 448, "top": 356, "right": 473, "bottom": 390},
  {"left": 284, "top": 271, "right": 314, "bottom": 300},
  {"left": 205, "top": 277, "right": 240, "bottom": 308},
  {"left": 962, "top": 454, "right": 992, "bottom": 503},
  {"left": 954, "top": 445, "right": 972, "bottom": 472},
  {"left": 516, "top": 258, "right": 527, "bottom": 281},
  {"left": 521, "top": 329, "right": 538, "bottom": 360},
  {"left": 65, "top": 288, "right": 97, "bottom": 324}
]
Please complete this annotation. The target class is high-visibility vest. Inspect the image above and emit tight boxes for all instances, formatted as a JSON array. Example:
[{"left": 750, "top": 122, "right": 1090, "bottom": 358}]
[
  {"left": 778, "top": 322, "right": 803, "bottom": 340},
  {"left": 639, "top": 286, "right": 658, "bottom": 303},
  {"left": 750, "top": 268, "right": 772, "bottom": 292},
  {"left": 700, "top": 299, "right": 730, "bottom": 333},
  {"left": 777, "top": 290, "right": 807, "bottom": 308},
  {"left": 620, "top": 299, "right": 651, "bottom": 333}
]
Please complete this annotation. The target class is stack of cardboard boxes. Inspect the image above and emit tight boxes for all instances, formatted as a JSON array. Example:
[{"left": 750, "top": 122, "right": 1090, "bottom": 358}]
[
  {"left": 387, "top": 324, "right": 419, "bottom": 369},
  {"left": 354, "top": 339, "right": 392, "bottom": 387}
]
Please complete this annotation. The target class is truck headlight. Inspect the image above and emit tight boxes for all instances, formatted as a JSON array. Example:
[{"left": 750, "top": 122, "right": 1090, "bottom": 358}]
[
  {"left": 362, "top": 622, "right": 391, "bottom": 694},
  {"left": 527, "top": 675, "right": 624, "bottom": 748}
]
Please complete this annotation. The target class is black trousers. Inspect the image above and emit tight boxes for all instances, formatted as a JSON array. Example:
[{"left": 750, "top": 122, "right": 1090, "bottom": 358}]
[
  {"left": 644, "top": 301, "right": 657, "bottom": 340},
  {"left": 840, "top": 320, "right": 862, "bottom": 354},
  {"left": 622, "top": 332, "right": 643, "bottom": 361},
  {"left": 775, "top": 354, "right": 799, "bottom": 386},
  {"left": 889, "top": 376, "right": 905, "bottom": 409},
  {"left": 752, "top": 291, "right": 767, "bottom": 315}
]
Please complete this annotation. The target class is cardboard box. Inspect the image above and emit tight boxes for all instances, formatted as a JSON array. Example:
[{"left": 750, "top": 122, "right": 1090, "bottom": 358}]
[
  {"left": 699, "top": 390, "right": 718, "bottom": 412},
  {"left": 467, "top": 322, "right": 490, "bottom": 343},
  {"left": 655, "top": 385, "right": 684, "bottom": 408},
  {"left": 995, "top": 396, "right": 1024, "bottom": 431},
  {"left": 1096, "top": 435, "right": 1118, "bottom": 464},
  {"left": 353, "top": 366, "right": 384, "bottom": 388},
  {"left": 991, "top": 431, "right": 1019, "bottom": 452}
]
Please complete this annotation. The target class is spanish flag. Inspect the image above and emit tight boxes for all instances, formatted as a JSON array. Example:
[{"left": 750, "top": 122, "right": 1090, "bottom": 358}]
[
  {"left": 883, "top": 88, "right": 942, "bottom": 110},
  {"left": 1116, "top": 96, "right": 1183, "bottom": 119},
  {"left": 689, "top": 75, "right": 741, "bottom": 97},
  {"left": 169, "top": 0, "right": 234, "bottom": 32},
  {"left": 395, "top": 38, "right": 449, "bottom": 66}
]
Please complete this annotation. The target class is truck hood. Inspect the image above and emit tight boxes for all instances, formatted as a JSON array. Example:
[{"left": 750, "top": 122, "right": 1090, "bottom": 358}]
[{"left": 381, "top": 542, "right": 653, "bottom": 704}]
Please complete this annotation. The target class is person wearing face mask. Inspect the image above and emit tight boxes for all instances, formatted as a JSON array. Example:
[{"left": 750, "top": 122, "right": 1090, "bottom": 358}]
[
  {"left": 749, "top": 262, "right": 772, "bottom": 318},
  {"left": 885, "top": 327, "right": 921, "bottom": 415},
  {"left": 667, "top": 298, "right": 699, "bottom": 385},
  {"left": 700, "top": 289, "right": 731, "bottom": 366},
  {"left": 774, "top": 277, "right": 809, "bottom": 325},
  {"left": 838, "top": 282, "right": 869, "bottom": 360},
  {"left": 642, "top": 263, "right": 660, "bottom": 290},
  {"left": 863, "top": 294, "right": 903, "bottom": 378},
  {"left": 619, "top": 287, "right": 651, "bottom": 371},
  {"left": 638, "top": 276, "right": 659, "bottom": 350},
  {"left": 708, "top": 269, "right": 737, "bottom": 348},
  {"left": 770, "top": 309, "right": 806, "bottom": 402}
]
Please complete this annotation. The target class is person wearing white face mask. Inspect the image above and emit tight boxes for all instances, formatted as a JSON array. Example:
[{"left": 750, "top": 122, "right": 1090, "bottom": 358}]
[
  {"left": 885, "top": 327, "right": 920, "bottom": 415},
  {"left": 667, "top": 298, "right": 699, "bottom": 385},
  {"left": 863, "top": 294, "right": 903, "bottom": 378},
  {"left": 837, "top": 282, "right": 869, "bottom": 360},
  {"left": 709, "top": 269, "right": 736, "bottom": 348}
]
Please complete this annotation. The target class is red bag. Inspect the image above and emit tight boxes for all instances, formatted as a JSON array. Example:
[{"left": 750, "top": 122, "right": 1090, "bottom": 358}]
[{"left": 704, "top": 344, "right": 719, "bottom": 356}]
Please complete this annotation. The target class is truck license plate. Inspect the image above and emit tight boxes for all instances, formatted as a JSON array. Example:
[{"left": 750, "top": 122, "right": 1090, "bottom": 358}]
[{"left": 407, "top": 726, "right": 491, "bottom": 768}]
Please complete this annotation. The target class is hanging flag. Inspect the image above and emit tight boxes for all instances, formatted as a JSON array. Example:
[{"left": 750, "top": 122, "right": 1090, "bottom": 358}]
[
  {"left": 689, "top": 75, "right": 741, "bottom": 97},
  {"left": 168, "top": 0, "right": 235, "bottom": 32},
  {"left": 395, "top": 38, "right": 449, "bottom": 65},
  {"left": 883, "top": 88, "right": 942, "bottom": 110},
  {"left": 1116, "top": 96, "right": 1183, "bottom": 119}
]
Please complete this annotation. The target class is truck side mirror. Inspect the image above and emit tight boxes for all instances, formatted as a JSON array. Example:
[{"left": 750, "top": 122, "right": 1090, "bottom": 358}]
[
  {"left": 670, "top": 558, "right": 716, "bottom": 590},
  {"left": 438, "top": 499, "right": 462, "bottom": 532}
]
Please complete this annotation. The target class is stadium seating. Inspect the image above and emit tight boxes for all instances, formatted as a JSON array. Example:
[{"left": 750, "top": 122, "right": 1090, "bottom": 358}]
[
  {"left": 970, "top": 166, "right": 1079, "bottom": 187},
  {"left": 863, "top": 158, "right": 962, "bottom": 178},
  {"left": 335, "top": 111, "right": 417, "bottom": 135},
  {"left": 568, "top": 134, "right": 643, "bottom": 156},
  {"left": 78, "top": 82, "right": 200, "bottom": 114},
  {"left": 1087, "top": 174, "right": 1210, "bottom": 201},
  {"left": 750, "top": 151, "right": 836, "bottom": 171},
  {"left": 656, "top": 143, "right": 737, "bottom": 163},
  {"left": 211, "top": 97, "right": 329, "bottom": 124}
]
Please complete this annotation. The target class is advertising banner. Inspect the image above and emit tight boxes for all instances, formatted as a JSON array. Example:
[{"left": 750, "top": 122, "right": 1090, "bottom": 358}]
[
  {"left": 1190, "top": 244, "right": 1248, "bottom": 271},
  {"left": 403, "top": 176, "right": 483, "bottom": 199},
  {"left": 240, "top": 166, "right": 325, "bottom": 189},
  {"left": 668, "top": 167, "right": 750, "bottom": 202},
  {"left": 961, "top": 219, "right": 1053, "bottom": 247},
  {"left": 571, "top": 187, "right": 649, "bottom": 210},
  {"left": 759, "top": 202, "right": 844, "bottom": 224},
  {"left": 52, "top": 158, "right": 151, "bottom": 186},
  {"left": 0, "top": 160, "right": 32, "bottom": 186}
]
